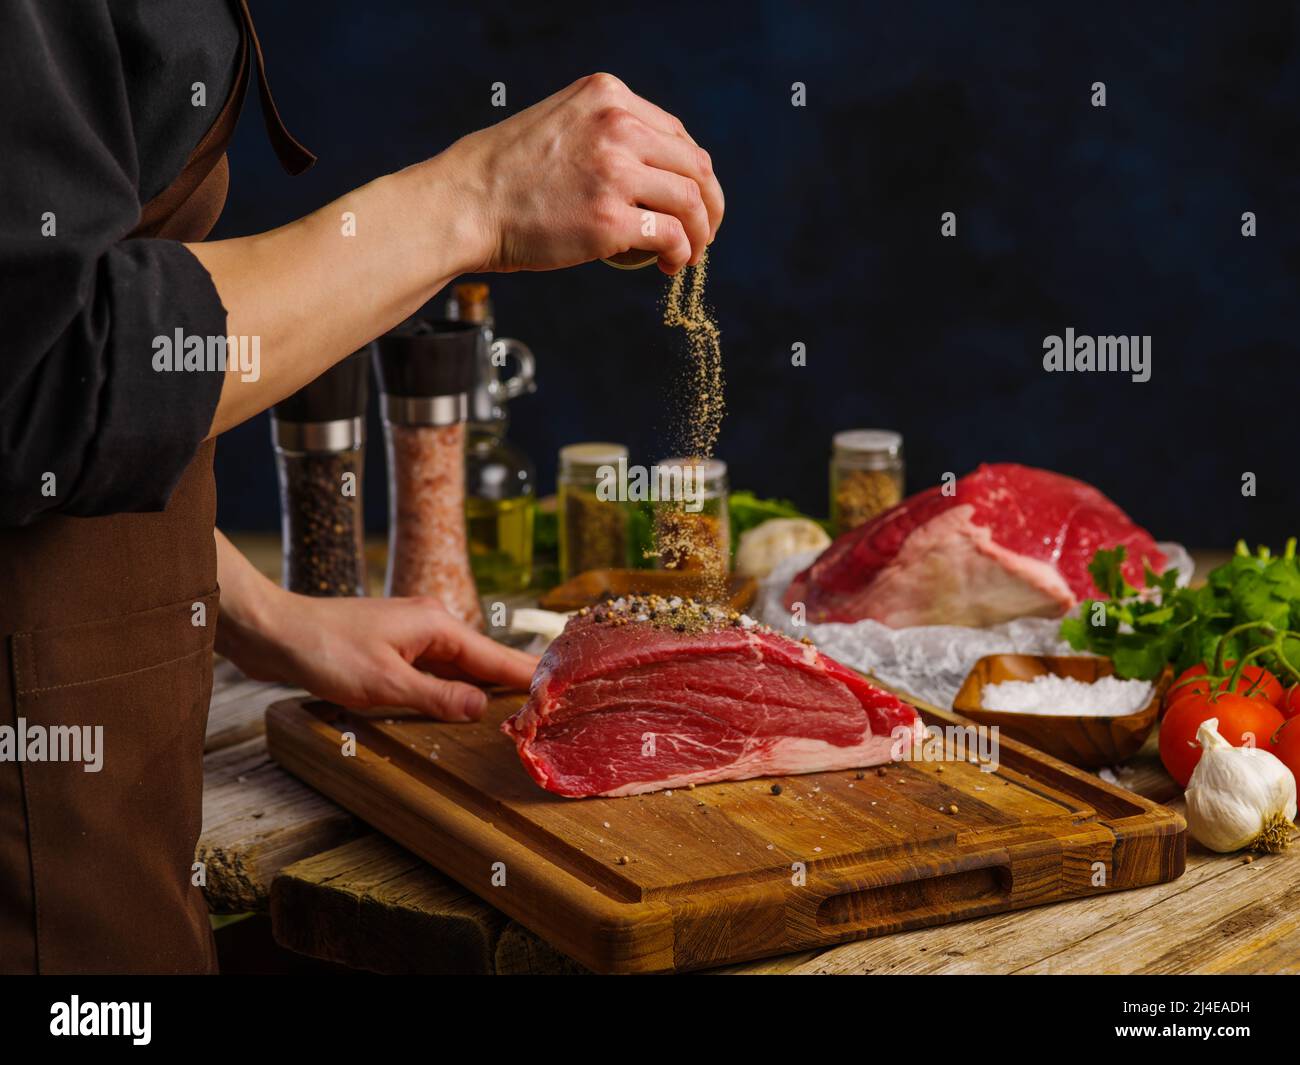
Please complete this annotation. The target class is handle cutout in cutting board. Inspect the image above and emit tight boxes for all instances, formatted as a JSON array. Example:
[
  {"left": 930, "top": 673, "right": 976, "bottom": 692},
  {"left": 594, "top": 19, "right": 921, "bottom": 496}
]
[{"left": 817, "top": 866, "right": 1012, "bottom": 930}]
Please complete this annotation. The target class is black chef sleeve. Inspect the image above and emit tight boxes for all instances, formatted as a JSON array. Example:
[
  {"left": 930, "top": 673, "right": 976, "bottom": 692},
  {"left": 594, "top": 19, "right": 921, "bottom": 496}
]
[{"left": 0, "top": 0, "right": 229, "bottom": 527}]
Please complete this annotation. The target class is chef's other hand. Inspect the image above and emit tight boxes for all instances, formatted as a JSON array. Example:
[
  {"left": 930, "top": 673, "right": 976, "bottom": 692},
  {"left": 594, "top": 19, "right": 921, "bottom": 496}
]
[
  {"left": 442, "top": 72, "right": 724, "bottom": 276},
  {"left": 226, "top": 590, "right": 539, "bottom": 723}
]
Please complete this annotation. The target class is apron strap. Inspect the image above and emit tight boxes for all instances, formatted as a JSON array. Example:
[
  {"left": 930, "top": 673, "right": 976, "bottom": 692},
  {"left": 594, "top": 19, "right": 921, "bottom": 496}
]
[{"left": 238, "top": 0, "right": 316, "bottom": 176}]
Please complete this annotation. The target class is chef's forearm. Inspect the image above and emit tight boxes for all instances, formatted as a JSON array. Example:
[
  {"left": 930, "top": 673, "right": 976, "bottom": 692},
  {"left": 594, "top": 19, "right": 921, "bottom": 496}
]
[
  {"left": 213, "top": 528, "right": 286, "bottom": 674},
  {"left": 190, "top": 154, "right": 485, "bottom": 438}
]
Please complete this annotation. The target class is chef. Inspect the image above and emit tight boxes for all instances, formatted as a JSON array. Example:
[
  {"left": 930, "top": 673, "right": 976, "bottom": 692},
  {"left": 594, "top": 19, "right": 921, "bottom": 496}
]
[{"left": 0, "top": 0, "right": 723, "bottom": 974}]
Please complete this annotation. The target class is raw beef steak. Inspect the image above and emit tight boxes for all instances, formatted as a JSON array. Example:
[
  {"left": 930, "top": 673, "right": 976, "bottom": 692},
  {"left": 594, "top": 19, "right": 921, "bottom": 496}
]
[
  {"left": 786, "top": 463, "right": 1165, "bottom": 627},
  {"left": 501, "top": 597, "right": 925, "bottom": 798}
]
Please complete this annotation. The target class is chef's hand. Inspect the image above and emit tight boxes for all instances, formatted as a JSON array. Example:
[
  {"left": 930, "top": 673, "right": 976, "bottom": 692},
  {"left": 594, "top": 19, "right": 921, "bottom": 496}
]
[
  {"left": 195, "top": 72, "right": 724, "bottom": 439},
  {"left": 255, "top": 593, "right": 537, "bottom": 721},
  {"left": 215, "top": 532, "right": 537, "bottom": 721},
  {"left": 442, "top": 72, "right": 725, "bottom": 275}
]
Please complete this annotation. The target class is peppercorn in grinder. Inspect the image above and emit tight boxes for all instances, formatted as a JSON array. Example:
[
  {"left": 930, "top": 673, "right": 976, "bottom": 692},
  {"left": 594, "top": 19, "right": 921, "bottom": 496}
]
[{"left": 271, "top": 349, "right": 371, "bottom": 596}]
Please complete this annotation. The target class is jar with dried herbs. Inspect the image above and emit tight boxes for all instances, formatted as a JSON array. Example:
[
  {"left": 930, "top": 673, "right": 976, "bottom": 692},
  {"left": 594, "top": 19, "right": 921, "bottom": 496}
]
[
  {"left": 558, "top": 442, "right": 631, "bottom": 579},
  {"left": 652, "top": 456, "right": 730, "bottom": 575},
  {"left": 830, "top": 429, "right": 904, "bottom": 535}
]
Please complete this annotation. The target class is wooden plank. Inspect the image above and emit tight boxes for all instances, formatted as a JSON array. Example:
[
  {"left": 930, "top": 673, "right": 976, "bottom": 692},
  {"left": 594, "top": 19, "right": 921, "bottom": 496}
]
[
  {"left": 269, "top": 833, "right": 586, "bottom": 974},
  {"left": 270, "top": 835, "right": 507, "bottom": 974},
  {"left": 265, "top": 693, "right": 1184, "bottom": 973},
  {"left": 1015, "top": 840, "right": 1300, "bottom": 975},
  {"left": 199, "top": 734, "right": 360, "bottom": 913},
  {"left": 494, "top": 922, "right": 589, "bottom": 975},
  {"left": 708, "top": 950, "right": 825, "bottom": 975},
  {"left": 205, "top": 657, "right": 305, "bottom": 753}
]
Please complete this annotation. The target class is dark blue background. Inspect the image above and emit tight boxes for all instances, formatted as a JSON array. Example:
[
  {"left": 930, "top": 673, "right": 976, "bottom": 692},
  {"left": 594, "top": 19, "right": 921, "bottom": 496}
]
[{"left": 213, "top": 0, "right": 1299, "bottom": 548}]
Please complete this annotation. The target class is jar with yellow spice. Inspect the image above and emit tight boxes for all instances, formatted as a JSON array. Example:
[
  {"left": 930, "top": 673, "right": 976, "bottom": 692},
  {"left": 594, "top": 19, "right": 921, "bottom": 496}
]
[
  {"left": 830, "top": 430, "right": 904, "bottom": 535},
  {"left": 558, "top": 442, "right": 632, "bottom": 579},
  {"left": 653, "top": 456, "right": 730, "bottom": 574}
]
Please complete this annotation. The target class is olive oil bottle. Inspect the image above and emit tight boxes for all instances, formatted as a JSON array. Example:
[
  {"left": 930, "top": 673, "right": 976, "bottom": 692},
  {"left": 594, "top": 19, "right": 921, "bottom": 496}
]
[
  {"left": 448, "top": 282, "right": 538, "bottom": 594},
  {"left": 466, "top": 493, "right": 534, "bottom": 593}
]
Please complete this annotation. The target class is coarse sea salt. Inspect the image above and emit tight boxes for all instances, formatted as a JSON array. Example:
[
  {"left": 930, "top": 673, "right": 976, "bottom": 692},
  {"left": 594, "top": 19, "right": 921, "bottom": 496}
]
[{"left": 980, "top": 674, "right": 1153, "bottom": 716}]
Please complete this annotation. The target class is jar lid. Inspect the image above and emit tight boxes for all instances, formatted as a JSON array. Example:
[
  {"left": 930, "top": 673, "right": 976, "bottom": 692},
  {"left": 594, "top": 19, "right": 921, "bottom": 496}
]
[
  {"left": 560, "top": 442, "right": 628, "bottom": 476},
  {"left": 601, "top": 250, "right": 659, "bottom": 269},
  {"left": 833, "top": 429, "right": 903, "bottom": 459},
  {"left": 373, "top": 319, "right": 477, "bottom": 399},
  {"left": 272, "top": 347, "right": 370, "bottom": 423}
]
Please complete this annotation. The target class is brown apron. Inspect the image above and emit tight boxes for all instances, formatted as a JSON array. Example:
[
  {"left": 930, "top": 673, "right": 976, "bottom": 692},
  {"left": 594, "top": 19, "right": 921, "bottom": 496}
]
[{"left": 0, "top": 0, "right": 312, "bottom": 974}]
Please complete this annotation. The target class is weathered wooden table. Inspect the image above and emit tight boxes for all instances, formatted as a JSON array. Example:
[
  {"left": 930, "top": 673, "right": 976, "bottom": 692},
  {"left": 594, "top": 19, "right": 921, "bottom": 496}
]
[{"left": 202, "top": 539, "right": 1298, "bottom": 974}]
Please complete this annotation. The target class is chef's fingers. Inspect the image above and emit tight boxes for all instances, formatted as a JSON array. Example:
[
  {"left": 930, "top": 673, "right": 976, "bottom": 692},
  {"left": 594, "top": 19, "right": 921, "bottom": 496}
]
[
  {"left": 421, "top": 624, "right": 538, "bottom": 690},
  {"left": 627, "top": 165, "right": 712, "bottom": 266},
  {"left": 611, "top": 206, "right": 693, "bottom": 275},
  {"left": 390, "top": 665, "right": 488, "bottom": 722},
  {"left": 635, "top": 129, "right": 723, "bottom": 243},
  {"left": 420, "top": 661, "right": 475, "bottom": 683}
]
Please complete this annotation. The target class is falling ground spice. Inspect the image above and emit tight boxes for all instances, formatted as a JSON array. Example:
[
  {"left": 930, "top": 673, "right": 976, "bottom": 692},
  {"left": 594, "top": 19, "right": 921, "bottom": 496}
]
[
  {"left": 656, "top": 249, "right": 728, "bottom": 601},
  {"left": 662, "top": 248, "right": 725, "bottom": 459}
]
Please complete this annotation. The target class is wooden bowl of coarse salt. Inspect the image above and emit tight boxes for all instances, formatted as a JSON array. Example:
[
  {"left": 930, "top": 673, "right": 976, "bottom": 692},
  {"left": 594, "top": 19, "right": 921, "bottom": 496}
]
[{"left": 952, "top": 654, "right": 1173, "bottom": 768}]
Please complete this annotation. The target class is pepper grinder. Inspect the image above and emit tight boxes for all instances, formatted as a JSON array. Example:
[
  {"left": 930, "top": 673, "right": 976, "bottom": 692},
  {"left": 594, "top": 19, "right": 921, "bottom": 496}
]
[
  {"left": 373, "top": 320, "right": 484, "bottom": 629},
  {"left": 271, "top": 349, "right": 370, "bottom": 597}
]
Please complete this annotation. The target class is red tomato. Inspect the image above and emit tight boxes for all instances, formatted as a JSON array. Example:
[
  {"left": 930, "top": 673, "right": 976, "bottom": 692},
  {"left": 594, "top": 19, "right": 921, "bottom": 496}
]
[
  {"left": 1166, "top": 662, "right": 1283, "bottom": 711},
  {"left": 1281, "top": 685, "right": 1300, "bottom": 721},
  {"left": 1268, "top": 718, "right": 1300, "bottom": 788},
  {"left": 1158, "top": 692, "right": 1286, "bottom": 788}
]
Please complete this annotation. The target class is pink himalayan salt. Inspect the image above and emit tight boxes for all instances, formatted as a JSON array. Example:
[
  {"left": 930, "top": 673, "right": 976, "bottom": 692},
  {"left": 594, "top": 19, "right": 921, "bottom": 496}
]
[{"left": 385, "top": 422, "right": 484, "bottom": 629}]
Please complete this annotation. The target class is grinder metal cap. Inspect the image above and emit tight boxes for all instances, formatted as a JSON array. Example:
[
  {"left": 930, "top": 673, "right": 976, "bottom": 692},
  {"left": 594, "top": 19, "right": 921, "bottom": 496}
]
[
  {"left": 373, "top": 319, "right": 477, "bottom": 425},
  {"left": 271, "top": 347, "right": 370, "bottom": 451}
]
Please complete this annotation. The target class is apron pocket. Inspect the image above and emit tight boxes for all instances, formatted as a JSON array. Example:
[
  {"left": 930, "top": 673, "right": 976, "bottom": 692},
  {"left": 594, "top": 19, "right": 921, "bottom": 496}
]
[{"left": 11, "top": 590, "right": 219, "bottom": 974}]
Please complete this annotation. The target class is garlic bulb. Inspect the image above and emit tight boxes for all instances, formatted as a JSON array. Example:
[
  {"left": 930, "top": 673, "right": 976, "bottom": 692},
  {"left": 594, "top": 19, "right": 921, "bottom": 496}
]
[
  {"left": 735, "top": 518, "right": 831, "bottom": 580},
  {"left": 1184, "top": 718, "right": 1297, "bottom": 853}
]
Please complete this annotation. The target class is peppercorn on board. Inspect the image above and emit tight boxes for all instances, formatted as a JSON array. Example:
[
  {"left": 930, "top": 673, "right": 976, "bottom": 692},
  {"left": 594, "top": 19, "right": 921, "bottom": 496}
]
[{"left": 265, "top": 690, "right": 1185, "bottom": 974}]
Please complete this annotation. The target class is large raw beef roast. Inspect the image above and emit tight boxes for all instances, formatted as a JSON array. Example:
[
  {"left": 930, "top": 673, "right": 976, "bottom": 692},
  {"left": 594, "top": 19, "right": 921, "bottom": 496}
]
[
  {"left": 501, "top": 597, "right": 925, "bottom": 798},
  {"left": 785, "top": 463, "right": 1165, "bottom": 627}
]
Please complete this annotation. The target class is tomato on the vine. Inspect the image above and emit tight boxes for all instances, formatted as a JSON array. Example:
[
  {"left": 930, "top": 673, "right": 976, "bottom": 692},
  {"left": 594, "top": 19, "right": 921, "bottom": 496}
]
[
  {"left": 1158, "top": 692, "right": 1285, "bottom": 788},
  {"left": 1166, "top": 661, "right": 1283, "bottom": 711},
  {"left": 1281, "top": 685, "right": 1300, "bottom": 721},
  {"left": 1268, "top": 717, "right": 1300, "bottom": 788}
]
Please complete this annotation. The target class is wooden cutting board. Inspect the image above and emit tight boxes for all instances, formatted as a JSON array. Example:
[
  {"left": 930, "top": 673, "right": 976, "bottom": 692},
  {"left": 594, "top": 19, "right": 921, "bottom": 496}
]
[{"left": 265, "top": 692, "right": 1185, "bottom": 973}]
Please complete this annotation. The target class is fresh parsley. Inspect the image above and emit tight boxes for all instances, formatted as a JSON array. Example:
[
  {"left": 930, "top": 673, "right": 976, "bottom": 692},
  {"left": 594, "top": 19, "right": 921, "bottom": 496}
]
[{"left": 1060, "top": 540, "right": 1300, "bottom": 683}]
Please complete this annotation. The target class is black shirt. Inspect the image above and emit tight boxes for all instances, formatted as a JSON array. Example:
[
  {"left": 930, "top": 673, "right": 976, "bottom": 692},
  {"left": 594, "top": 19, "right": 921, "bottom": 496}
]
[{"left": 0, "top": 0, "right": 240, "bottom": 526}]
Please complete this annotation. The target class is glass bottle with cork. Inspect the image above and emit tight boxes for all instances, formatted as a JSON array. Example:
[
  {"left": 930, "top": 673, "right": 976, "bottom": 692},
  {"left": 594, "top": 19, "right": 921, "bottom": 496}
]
[
  {"left": 446, "top": 282, "right": 537, "bottom": 594},
  {"left": 271, "top": 349, "right": 370, "bottom": 597},
  {"left": 830, "top": 430, "right": 905, "bottom": 535}
]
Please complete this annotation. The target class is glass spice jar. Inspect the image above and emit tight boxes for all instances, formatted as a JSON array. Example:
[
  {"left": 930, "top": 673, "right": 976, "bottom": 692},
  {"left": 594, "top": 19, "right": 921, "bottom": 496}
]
[
  {"left": 271, "top": 349, "right": 370, "bottom": 597},
  {"left": 653, "top": 456, "right": 730, "bottom": 573},
  {"left": 830, "top": 429, "right": 905, "bottom": 535},
  {"left": 374, "top": 320, "right": 484, "bottom": 629},
  {"left": 558, "top": 442, "right": 631, "bottom": 579}
]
